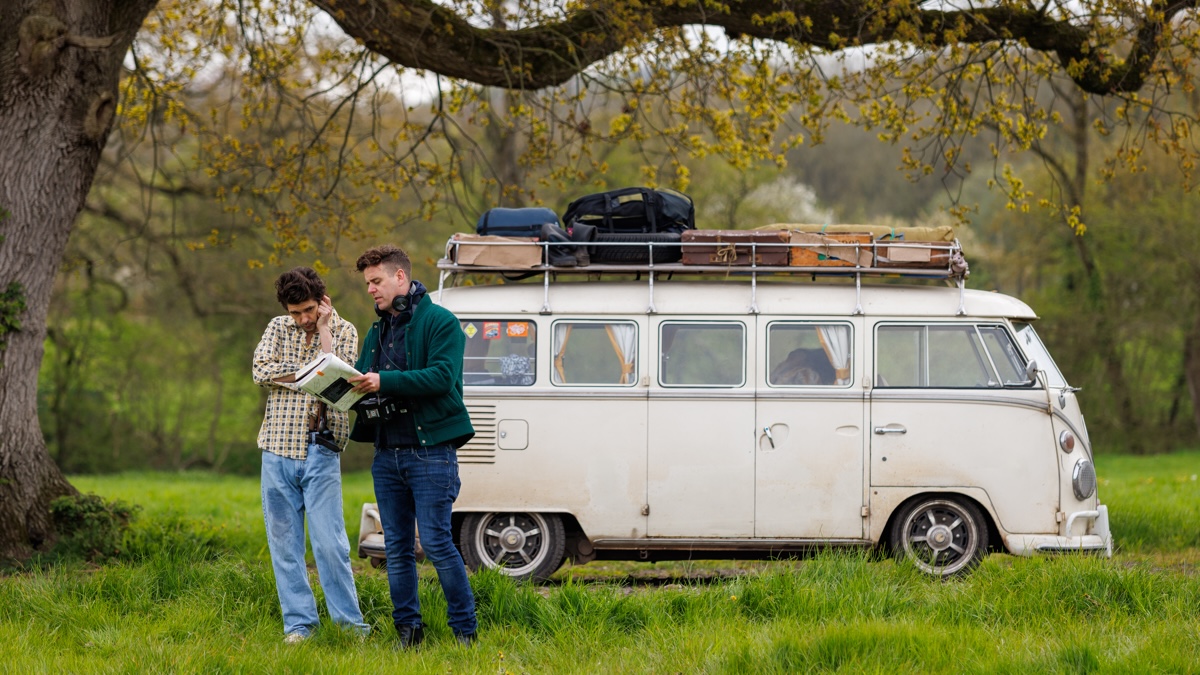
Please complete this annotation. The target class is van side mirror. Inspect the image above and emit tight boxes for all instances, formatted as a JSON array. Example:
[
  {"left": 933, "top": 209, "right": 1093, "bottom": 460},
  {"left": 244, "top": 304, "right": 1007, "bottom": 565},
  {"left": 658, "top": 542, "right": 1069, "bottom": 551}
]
[{"left": 1004, "top": 359, "right": 1038, "bottom": 387}]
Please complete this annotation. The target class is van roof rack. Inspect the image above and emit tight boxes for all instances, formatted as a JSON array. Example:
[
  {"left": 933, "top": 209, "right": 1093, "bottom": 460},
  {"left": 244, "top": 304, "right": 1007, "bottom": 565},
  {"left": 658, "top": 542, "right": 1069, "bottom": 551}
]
[{"left": 436, "top": 236, "right": 970, "bottom": 316}]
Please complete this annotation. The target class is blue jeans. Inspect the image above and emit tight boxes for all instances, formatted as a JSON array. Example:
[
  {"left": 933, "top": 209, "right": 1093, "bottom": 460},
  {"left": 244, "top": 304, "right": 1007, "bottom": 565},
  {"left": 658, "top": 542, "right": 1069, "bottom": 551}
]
[
  {"left": 261, "top": 446, "right": 369, "bottom": 637},
  {"left": 373, "top": 444, "right": 478, "bottom": 637}
]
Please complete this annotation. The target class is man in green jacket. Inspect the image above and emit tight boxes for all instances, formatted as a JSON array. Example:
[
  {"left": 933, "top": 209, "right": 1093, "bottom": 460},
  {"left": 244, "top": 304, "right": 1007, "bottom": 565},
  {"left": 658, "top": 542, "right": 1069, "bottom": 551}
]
[{"left": 348, "top": 245, "right": 476, "bottom": 648}]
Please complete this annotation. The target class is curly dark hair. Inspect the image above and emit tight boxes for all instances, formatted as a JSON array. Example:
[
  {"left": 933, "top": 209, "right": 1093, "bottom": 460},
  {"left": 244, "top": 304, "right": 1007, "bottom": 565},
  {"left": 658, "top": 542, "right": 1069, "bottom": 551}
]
[
  {"left": 356, "top": 244, "right": 411, "bottom": 276},
  {"left": 275, "top": 267, "right": 326, "bottom": 307}
]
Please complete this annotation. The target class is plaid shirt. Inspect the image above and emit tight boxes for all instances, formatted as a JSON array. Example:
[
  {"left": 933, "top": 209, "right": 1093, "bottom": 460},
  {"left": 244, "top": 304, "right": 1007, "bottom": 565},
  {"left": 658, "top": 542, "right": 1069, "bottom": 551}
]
[{"left": 253, "top": 309, "right": 358, "bottom": 460}]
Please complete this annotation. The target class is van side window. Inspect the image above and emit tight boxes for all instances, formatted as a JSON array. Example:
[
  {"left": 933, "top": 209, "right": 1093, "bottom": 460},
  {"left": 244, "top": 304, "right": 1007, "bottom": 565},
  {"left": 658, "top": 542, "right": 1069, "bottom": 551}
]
[
  {"left": 659, "top": 322, "right": 745, "bottom": 387},
  {"left": 551, "top": 321, "right": 638, "bottom": 386},
  {"left": 768, "top": 323, "right": 852, "bottom": 386},
  {"left": 876, "top": 324, "right": 1027, "bottom": 388},
  {"left": 460, "top": 320, "right": 536, "bottom": 386}
]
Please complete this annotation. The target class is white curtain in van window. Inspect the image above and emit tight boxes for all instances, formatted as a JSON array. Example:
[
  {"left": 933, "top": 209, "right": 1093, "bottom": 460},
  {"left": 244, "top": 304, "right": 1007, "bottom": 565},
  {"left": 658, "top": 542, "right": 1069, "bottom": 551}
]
[
  {"left": 817, "top": 325, "right": 851, "bottom": 384},
  {"left": 553, "top": 324, "right": 573, "bottom": 383},
  {"left": 604, "top": 323, "right": 637, "bottom": 384}
]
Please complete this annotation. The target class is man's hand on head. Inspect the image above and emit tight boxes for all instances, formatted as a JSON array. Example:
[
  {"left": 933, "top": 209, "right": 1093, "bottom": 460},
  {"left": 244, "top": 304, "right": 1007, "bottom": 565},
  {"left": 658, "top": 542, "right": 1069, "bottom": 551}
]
[{"left": 316, "top": 295, "right": 333, "bottom": 329}]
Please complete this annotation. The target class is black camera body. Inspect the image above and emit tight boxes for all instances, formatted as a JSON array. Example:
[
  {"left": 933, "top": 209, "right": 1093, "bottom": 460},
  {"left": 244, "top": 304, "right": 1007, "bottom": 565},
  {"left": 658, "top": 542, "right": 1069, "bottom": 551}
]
[
  {"left": 355, "top": 395, "right": 400, "bottom": 423},
  {"left": 309, "top": 429, "right": 342, "bottom": 453}
]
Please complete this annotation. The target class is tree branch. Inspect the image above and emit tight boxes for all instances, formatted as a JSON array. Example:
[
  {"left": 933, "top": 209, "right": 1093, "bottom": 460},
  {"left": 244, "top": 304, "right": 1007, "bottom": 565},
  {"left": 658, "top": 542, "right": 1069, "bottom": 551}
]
[{"left": 309, "top": 0, "right": 1200, "bottom": 94}]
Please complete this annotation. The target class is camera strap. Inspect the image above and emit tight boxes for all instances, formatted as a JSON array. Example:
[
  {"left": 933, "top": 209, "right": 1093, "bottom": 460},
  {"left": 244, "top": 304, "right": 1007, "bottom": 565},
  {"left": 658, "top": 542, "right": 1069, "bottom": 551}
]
[{"left": 308, "top": 400, "right": 328, "bottom": 431}]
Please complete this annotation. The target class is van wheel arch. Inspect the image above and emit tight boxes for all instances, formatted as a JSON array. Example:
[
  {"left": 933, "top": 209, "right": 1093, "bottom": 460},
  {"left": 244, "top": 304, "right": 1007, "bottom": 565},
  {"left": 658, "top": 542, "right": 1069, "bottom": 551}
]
[{"left": 881, "top": 492, "right": 998, "bottom": 578}]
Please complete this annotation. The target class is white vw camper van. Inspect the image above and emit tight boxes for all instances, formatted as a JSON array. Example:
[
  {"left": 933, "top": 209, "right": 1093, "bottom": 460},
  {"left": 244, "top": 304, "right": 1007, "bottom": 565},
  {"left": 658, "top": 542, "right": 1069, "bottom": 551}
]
[{"left": 357, "top": 236, "right": 1111, "bottom": 580}]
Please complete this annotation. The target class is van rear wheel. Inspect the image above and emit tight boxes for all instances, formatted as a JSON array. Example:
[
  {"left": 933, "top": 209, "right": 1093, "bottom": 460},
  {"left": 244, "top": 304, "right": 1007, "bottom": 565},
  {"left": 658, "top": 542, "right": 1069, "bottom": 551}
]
[
  {"left": 889, "top": 496, "right": 987, "bottom": 578},
  {"left": 460, "top": 512, "right": 566, "bottom": 583}
]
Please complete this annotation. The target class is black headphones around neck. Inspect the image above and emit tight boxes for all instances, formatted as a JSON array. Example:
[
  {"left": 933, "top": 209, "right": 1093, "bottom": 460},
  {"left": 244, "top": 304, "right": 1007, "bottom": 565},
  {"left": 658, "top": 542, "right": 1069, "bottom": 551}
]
[{"left": 391, "top": 294, "right": 408, "bottom": 313}]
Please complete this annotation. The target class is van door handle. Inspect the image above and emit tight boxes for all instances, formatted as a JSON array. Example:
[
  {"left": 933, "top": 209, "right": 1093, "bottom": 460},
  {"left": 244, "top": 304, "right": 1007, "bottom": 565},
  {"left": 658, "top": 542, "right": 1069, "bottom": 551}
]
[
  {"left": 762, "top": 426, "right": 775, "bottom": 449},
  {"left": 873, "top": 424, "right": 907, "bottom": 435}
]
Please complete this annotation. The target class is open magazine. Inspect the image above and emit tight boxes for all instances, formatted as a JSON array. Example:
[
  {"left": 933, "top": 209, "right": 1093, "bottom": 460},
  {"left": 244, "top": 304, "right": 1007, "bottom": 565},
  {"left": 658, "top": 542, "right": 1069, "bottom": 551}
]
[{"left": 285, "top": 352, "right": 366, "bottom": 412}]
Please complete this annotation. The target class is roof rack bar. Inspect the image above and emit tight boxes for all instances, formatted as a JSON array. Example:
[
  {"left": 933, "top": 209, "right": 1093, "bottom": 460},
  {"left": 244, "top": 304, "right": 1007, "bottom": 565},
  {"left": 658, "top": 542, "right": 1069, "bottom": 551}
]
[
  {"left": 647, "top": 242, "right": 657, "bottom": 313},
  {"left": 748, "top": 242, "right": 760, "bottom": 314},
  {"left": 541, "top": 241, "right": 552, "bottom": 314}
]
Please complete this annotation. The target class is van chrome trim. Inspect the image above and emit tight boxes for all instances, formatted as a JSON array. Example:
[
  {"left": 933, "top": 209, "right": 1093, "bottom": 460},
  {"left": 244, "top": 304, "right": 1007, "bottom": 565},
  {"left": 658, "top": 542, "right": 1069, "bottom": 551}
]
[
  {"left": 590, "top": 538, "right": 873, "bottom": 551},
  {"left": 465, "top": 391, "right": 647, "bottom": 400},
  {"left": 756, "top": 390, "right": 862, "bottom": 401},
  {"left": 869, "top": 391, "right": 1050, "bottom": 412},
  {"left": 648, "top": 390, "right": 757, "bottom": 401}
]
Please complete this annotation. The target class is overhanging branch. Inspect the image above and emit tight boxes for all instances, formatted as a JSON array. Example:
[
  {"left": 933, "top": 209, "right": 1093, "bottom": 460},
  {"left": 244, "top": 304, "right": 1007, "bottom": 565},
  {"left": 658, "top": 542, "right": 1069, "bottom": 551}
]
[{"left": 307, "top": 0, "right": 1200, "bottom": 94}]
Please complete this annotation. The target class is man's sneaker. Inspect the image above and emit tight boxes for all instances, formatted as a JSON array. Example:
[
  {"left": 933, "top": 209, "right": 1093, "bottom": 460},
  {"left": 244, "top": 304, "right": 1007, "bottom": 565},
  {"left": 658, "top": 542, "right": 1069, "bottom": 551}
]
[
  {"left": 455, "top": 632, "right": 477, "bottom": 647},
  {"left": 283, "top": 632, "right": 307, "bottom": 644},
  {"left": 395, "top": 623, "right": 424, "bottom": 650}
]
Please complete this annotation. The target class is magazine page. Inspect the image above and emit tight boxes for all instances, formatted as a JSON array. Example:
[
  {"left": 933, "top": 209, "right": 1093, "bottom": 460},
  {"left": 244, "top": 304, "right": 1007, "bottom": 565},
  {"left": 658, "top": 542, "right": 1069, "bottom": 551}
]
[{"left": 293, "top": 352, "right": 366, "bottom": 412}]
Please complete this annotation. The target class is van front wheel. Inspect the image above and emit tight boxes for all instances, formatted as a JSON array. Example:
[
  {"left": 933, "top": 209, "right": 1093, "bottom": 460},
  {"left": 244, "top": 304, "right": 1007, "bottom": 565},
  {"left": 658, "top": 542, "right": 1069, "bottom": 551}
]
[
  {"left": 889, "top": 496, "right": 987, "bottom": 578},
  {"left": 460, "top": 512, "right": 566, "bottom": 583}
]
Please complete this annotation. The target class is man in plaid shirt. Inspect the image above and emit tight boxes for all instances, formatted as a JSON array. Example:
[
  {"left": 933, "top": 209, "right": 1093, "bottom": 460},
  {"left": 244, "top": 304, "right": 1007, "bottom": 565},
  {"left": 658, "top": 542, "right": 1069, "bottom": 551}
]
[{"left": 252, "top": 267, "right": 369, "bottom": 643}]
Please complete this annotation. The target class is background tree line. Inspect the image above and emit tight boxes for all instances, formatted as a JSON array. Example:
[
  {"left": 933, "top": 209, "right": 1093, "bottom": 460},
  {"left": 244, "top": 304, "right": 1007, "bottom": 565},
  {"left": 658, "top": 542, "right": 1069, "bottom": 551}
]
[{"left": 37, "top": 30, "right": 1200, "bottom": 474}]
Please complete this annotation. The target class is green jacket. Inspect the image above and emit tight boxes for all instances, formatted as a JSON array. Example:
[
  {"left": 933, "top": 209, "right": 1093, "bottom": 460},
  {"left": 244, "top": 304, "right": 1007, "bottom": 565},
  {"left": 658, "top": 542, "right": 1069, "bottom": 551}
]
[{"left": 350, "top": 292, "right": 474, "bottom": 448}]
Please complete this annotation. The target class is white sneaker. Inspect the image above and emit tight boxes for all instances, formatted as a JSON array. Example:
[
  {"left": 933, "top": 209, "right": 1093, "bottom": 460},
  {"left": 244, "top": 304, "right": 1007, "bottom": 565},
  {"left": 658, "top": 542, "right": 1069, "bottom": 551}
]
[{"left": 284, "top": 632, "right": 308, "bottom": 644}]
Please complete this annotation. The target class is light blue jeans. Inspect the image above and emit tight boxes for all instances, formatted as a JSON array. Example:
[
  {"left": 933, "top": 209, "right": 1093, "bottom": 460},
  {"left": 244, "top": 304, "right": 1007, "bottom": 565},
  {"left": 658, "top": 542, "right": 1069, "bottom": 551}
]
[{"left": 261, "top": 446, "right": 369, "bottom": 637}]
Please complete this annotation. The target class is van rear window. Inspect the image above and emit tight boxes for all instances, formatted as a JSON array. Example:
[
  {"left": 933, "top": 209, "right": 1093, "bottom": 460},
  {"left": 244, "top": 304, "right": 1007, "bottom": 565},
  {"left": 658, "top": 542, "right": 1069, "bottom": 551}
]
[
  {"left": 551, "top": 321, "right": 638, "bottom": 386},
  {"left": 767, "top": 323, "right": 852, "bottom": 386},
  {"left": 461, "top": 320, "right": 536, "bottom": 386},
  {"left": 659, "top": 322, "right": 745, "bottom": 387}
]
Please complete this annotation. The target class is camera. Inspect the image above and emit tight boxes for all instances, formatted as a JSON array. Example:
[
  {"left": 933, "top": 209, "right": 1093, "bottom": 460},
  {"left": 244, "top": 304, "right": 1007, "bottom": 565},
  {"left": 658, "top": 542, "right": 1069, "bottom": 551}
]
[
  {"left": 354, "top": 394, "right": 399, "bottom": 423},
  {"left": 309, "top": 428, "right": 342, "bottom": 453}
]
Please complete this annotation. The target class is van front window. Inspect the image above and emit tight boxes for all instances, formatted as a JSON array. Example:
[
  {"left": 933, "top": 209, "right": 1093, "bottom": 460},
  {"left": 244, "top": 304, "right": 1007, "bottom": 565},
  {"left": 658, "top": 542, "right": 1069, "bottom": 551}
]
[
  {"left": 876, "top": 323, "right": 1032, "bottom": 388},
  {"left": 1013, "top": 322, "right": 1068, "bottom": 389}
]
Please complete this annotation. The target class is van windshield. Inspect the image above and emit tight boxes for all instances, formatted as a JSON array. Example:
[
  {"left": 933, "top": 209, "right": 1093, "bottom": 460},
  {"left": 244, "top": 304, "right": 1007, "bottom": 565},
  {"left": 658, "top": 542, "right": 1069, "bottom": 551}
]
[{"left": 1012, "top": 322, "right": 1067, "bottom": 389}]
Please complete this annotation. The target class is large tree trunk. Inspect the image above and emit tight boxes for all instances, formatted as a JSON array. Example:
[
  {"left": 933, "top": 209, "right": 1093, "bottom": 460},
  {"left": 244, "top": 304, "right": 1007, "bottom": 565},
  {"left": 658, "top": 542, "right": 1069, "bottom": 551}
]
[{"left": 0, "top": 0, "right": 155, "bottom": 559}]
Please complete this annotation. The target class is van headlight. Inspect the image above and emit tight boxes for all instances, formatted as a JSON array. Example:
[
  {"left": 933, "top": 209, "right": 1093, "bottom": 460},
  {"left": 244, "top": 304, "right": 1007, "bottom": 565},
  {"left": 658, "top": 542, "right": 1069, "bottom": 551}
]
[{"left": 1072, "top": 459, "right": 1097, "bottom": 500}]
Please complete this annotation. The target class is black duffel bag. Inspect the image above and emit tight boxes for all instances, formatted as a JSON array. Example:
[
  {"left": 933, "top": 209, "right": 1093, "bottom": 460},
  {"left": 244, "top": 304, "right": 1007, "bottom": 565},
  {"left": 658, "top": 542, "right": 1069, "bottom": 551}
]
[{"left": 562, "top": 187, "right": 695, "bottom": 234}]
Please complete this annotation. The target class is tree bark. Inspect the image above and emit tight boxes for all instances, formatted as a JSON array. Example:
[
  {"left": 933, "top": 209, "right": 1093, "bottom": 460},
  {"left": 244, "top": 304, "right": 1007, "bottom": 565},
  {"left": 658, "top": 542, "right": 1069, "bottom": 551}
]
[{"left": 0, "top": 0, "right": 154, "bottom": 559}]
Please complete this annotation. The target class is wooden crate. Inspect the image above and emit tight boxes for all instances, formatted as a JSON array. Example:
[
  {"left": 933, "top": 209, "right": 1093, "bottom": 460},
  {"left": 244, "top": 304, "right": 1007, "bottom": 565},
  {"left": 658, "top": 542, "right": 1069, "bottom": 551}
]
[
  {"left": 789, "top": 232, "right": 873, "bottom": 267},
  {"left": 681, "top": 230, "right": 790, "bottom": 266}
]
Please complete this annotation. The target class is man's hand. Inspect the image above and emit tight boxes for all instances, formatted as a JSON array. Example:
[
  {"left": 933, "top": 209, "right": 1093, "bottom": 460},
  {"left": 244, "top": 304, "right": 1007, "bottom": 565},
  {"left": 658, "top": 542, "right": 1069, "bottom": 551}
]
[
  {"left": 349, "top": 372, "right": 381, "bottom": 394},
  {"left": 316, "top": 295, "right": 333, "bottom": 329}
]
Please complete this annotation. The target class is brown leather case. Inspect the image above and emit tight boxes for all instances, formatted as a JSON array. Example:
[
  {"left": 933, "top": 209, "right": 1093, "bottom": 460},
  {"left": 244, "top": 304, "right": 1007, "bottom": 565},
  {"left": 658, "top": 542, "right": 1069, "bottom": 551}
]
[{"left": 680, "top": 230, "right": 790, "bottom": 266}]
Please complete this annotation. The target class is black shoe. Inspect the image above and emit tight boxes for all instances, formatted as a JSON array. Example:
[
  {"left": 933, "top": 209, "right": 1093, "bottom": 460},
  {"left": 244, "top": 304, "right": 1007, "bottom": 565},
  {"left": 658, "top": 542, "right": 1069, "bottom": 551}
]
[
  {"left": 569, "top": 223, "right": 597, "bottom": 267},
  {"left": 454, "top": 632, "right": 477, "bottom": 647},
  {"left": 540, "top": 223, "right": 578, "bottom": 267},
  {"left": 395, "top": 623, "right": 424, "bottom": 649}
]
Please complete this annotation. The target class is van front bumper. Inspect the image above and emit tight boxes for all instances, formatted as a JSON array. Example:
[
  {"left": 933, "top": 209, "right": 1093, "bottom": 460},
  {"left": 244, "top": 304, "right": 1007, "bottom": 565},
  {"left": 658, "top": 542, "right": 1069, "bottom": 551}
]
[{"left": 1004, "top": 504, "right": 1112, "bottom": 558}]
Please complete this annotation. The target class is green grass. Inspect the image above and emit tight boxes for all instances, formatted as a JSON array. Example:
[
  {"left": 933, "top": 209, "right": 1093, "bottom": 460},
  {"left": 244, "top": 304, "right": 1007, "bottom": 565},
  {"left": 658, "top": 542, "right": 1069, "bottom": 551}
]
[{"left": 0, "top": 452, "right": 1196, "bottom": 673}]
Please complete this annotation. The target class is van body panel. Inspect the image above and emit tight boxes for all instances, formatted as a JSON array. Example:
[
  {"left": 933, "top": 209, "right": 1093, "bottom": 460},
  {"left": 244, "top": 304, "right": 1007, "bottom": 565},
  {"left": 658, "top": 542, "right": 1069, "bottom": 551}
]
[
  {"left": 869, "top": 391, "right": 1059, "bottom": 534},
  {"left": 456, "top": 396, "right": 649, "bottom": 538},
  {"left": 647, "top": 318, "right": 755, "bottom": 537},
  {"left": 754, "top": 316, "right": 867, "bottom": 538}
]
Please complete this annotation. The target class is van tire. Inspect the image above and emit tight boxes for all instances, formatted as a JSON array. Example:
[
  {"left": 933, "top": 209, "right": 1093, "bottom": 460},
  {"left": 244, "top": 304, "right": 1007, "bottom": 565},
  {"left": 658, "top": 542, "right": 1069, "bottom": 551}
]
[
  {"left": 459, "top": 512, "right": 566, "bottom": 583},
  {"left": 889, "top": 496, "right": 987, "bottom": 578},
  {"left": 592, "top": 232, "right": 683, "bottom": 264}
]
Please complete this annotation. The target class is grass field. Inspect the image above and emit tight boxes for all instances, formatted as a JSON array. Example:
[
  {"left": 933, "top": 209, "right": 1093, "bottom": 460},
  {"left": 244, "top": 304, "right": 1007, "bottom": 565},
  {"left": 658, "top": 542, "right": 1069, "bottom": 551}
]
[{"left": 2, "top": 452, "right": 1198, "bottom": 673}]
